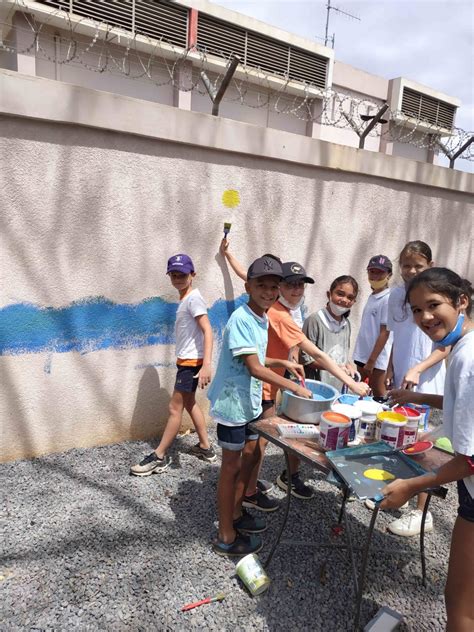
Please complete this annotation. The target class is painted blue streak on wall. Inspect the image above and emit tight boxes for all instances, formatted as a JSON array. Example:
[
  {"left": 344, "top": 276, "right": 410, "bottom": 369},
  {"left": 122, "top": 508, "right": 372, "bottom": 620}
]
[{"left": 0, "top": 294, "right": 248, "bottom": 356}]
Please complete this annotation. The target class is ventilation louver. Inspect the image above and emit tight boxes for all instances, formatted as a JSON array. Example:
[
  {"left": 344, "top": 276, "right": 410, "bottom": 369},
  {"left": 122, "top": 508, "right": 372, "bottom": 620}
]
[
  {"left": 401, "top": 87, "right": 455, "bottom": 130},
  {"left": 35, "top": 0, "right": 188, "bottom": 48}
]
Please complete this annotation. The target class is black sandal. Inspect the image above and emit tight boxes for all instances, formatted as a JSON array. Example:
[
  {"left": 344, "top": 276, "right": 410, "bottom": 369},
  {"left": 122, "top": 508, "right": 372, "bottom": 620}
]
[{"left": 212, "top": 533, "right": 263, "bottom": 557}]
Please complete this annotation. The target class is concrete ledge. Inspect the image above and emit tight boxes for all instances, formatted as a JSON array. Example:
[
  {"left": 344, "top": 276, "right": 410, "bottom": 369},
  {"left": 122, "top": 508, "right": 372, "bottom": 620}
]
[{"left": 1, "top": 69, "right": 472, "bottom": 194}]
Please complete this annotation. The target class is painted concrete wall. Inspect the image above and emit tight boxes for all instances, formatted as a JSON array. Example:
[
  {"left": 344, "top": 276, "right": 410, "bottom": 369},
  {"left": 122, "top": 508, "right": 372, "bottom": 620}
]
[{"left": 1, "top": 71, "right": 473, "bottom": 462}]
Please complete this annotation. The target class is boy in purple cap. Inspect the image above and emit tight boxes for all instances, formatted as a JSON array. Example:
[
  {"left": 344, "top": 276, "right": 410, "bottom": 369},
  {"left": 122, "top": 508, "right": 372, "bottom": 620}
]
[
  {"left": 353, "top": 254, "right": 393, "bottom": 396},
  {"left": 131, "top": 254, "right": 216, "bottom": 475}
]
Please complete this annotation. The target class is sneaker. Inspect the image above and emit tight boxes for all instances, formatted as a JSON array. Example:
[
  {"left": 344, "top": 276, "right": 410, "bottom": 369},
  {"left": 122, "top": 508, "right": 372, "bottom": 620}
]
[
  {"left": 233, "top": 508, "right": 267, "bottom": 533},
  {"left": 257, "top": 479, "right": 274, "bottom": 495},
  {"left": 276, "top": 471, "right": 314, "bottom": 500},
  {"left": 365, "top": 498, "right": 409, "bottom": 511},
  {"left": 213, "top": 533, "right": 263, "bottom": 557},
  {"left": 190, "top": 442, "right": 217, "bottom": 463},
  {"left": 387, "top": 509, "right": 433, "bottom": 537},
  {"left": 243, "top": 490, "right": 280, "bottom": 513},
  {"left": 130, "top": 452, "right": 171, "bottom": 476}
]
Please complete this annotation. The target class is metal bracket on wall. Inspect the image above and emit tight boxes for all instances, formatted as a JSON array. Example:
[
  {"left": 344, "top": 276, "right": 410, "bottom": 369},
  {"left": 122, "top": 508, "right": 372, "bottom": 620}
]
[
  {"left": 200, "top": 56, "right": 241, "bottom": 116},
  {"left": 343, "top": 103, "right": 389, "bottom": 149},
  {"left": 436, "top": 136, "right": 474, "bottom": 169}
]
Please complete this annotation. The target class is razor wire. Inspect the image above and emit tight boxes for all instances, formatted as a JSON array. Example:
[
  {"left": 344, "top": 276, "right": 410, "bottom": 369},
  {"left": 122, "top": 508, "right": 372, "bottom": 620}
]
[{"left": 1, "top": 3, "right": 472, "bottom": 163}]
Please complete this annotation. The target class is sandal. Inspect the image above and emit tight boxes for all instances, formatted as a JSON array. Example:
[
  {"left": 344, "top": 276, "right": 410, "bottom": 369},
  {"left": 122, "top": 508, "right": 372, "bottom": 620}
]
[{"left": 212, "top": 533, "right": 263, "bottom": 557}]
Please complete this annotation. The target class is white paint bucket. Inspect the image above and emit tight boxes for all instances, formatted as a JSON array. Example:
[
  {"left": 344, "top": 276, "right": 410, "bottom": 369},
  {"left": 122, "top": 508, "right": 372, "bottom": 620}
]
[
  {"left": 408, "top": 403, "right": 431, "bottom": 431},
  {"left": 393, "top": 406, "right": 420, "bottom": 446},
  {"left": 331, "top": 403, "right": 362, "bottom": 443},
  {"left": 319, "top": 411, "right": 351, "bottom": 450},
  {"left": 354, "top": 399, "right": 383, "bottom": 440},
  {"left": 376, "top": 411, "right": 407, "bottom": 449},
  {"left": 235, "top": 553, "right": 270, "bottom": 596}
]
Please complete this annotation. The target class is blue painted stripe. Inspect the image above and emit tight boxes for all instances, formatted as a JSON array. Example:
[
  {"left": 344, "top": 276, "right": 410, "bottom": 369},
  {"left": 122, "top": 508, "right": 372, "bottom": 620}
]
[{"left": 0, "top": 294, "right": 247, "bottom": 356}]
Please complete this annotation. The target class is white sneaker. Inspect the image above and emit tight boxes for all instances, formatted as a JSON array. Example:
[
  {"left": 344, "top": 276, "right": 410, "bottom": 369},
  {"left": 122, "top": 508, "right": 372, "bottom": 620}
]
[
  {"left": 364, "top": 498, "right": 409, "bottom": 511},
  {"left": 387, "top": 509, "right": 433, "bottom": 537}
]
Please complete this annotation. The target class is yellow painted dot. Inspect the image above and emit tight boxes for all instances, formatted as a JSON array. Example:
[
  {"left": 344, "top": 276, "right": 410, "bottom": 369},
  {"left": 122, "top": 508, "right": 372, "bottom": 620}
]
[
  {"left": 222, "top": 189, "right": 240, "bottom": 208},
  {"left": 363, "top": 468, "right": 395, "bottom": 481}
]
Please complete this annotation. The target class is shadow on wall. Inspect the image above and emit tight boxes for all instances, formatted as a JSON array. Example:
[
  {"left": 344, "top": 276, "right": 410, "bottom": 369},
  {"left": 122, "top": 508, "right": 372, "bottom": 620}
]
[{"left": 129, "top": 366, "right": 170, "bottom": 444}]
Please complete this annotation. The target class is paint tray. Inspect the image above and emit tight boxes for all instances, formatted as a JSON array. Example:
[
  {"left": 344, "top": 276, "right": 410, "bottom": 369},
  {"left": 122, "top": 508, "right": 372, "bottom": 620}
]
[{"left": 326, "top": 442, "right": 428, "bottom": 501}]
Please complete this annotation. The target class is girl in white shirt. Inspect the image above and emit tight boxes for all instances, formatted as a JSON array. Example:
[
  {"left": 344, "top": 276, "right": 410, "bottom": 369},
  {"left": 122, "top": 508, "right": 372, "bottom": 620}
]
[{"left": 385, "top": 268, "right": 474, "bottom": 631}]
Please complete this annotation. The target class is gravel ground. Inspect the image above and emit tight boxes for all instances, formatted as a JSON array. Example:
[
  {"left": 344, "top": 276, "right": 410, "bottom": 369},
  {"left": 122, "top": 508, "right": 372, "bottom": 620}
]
[{"left": 1, "top": 412, "right": 453, "bottom": 631}]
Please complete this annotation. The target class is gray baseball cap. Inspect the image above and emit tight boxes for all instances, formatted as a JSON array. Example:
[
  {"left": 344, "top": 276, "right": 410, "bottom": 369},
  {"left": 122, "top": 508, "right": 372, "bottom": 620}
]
[{"left": 247, "top": 255, "right": 284, "bottom": 280}]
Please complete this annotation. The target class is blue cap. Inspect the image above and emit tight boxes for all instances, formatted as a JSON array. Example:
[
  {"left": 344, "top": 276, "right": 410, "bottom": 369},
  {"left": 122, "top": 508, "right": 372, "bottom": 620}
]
[{"left": 167, "top": 254, "right": 194, "bottom": 274}]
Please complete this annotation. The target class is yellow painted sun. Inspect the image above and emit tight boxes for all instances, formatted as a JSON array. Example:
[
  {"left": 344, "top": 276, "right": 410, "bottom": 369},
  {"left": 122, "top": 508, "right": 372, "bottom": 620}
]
[
  {"left": 222, "top": 189, "right": 240, "bottom": 209},
  {"left": 363, "top": 468, "right": 395, "bottom": 481}
]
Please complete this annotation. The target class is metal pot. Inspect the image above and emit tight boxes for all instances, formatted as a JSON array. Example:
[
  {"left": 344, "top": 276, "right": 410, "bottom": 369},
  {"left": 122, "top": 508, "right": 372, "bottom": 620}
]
[{"left": 280, "top": 379, "right": 339, "bottom": 424}]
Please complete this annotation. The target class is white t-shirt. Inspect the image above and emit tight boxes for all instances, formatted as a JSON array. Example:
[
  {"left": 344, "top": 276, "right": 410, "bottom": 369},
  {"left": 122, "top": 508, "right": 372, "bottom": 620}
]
[
  {"left": 175, "top": 289, "right": 208, "bottom": 360},
  {"left": 442, "top": 330, "right": 474, "bottom": 498},
  {"left": 353, "top": 288, "right": 393, "bottom": 370},
  {"left": 387, "top": 285, "right": 445, "bottom": 394}
]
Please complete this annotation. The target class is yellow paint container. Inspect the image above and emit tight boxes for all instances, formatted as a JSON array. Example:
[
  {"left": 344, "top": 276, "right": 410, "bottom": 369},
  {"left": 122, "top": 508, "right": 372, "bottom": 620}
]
[{"left": 375, "top": 411, "right": 407, "bottom": 449}]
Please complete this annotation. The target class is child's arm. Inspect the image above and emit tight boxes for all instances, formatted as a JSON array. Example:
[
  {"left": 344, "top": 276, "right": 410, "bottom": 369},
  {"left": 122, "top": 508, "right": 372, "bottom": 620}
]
[
  {"left": 387, "top": 388, "right": 443, "bottom": 409},
  {"left": 242, "top": 355, "right": 312, "bottom": 398},
  {"left": 363, "top": 325, "right": 390, "bottom": 375},
  {"left": 381, "top": 454, "right": 471, "bottom": 510},
  {"left": 265, "top": 358, "right": 306, "bottom": 382},
  {"left": 402, "top": 346, "right": 450, "bottom": 389},
  {"left": 298, "top": 338, "right": 370, "bottom": 397},
  {"left": 195, "top": 314, "right": 213, "bottom": 389},
  {"left": 219, "top": 238, "right": 247, "bottom": 281}
]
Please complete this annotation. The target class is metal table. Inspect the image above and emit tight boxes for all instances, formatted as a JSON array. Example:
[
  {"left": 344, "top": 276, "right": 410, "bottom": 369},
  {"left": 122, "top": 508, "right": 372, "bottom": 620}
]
[{"left": 250, "top": 416, "right": 451, "bottom": 631}]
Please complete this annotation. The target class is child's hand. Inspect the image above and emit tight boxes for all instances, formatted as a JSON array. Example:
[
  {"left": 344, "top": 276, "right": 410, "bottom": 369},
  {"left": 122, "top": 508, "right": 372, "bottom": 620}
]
[
  {"left": 387, "top": 387, "right": 413, "bottom": 406},
  {"left": 196, "top": 364, "right": 212, "bottom": 389},
  {"left": 295, "top": 386, "right": 312, "bottom": 399},
  {"left": 350, "top": 381, "right": 370, "bottom": 398},
  {"left": 343, "top": 362, "right": 357, "bottom": 377},
  {"left": 363, "top": 359, "right": 375, "bottom": 375},
  {"left": 380, "top": 478, "right": 414, "bottom": 510},
  {"left": 219, "top": 238, "right": 229, "bottom": 257},
  {"left": 285, "top": 361, "right": 306, "bottom": 382},
  {"left": 402, "top": 367, "right": 421, "bottom": 390}
]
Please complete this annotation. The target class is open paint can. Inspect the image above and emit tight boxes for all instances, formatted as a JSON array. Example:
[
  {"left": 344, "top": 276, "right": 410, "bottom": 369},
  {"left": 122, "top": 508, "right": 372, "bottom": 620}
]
[
  {"left": 319, "top": 411, "right": 351, "bottom": 450},
  {"left": 376, "top": 411, "right": 407, "bottom": 449},
  {"left": 393, "top": 406, "right": 420, "bottom": 446},
  {"left": 235, "top": 553, "right": 270, "bottom": 596},
  {"left": 354, "top": 399, "right": 383, "bottom": 441},
  {"left": 331, "top": 403, "right": 362, "bottom": 442},
  {"left": 408, "top": 403, "right": 431, "bottom": 431}
]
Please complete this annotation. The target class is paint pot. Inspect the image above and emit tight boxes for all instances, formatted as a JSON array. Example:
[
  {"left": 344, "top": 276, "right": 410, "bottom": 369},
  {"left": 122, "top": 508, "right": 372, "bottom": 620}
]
[
  {"left": 331, "top": 403, "right": 362, "bottom": 443},
  {"left": 408, "top": 403, "right": 431, "bottom": 431},
  {"left": 354, "top": 399, "right": 383, "bottom": 441},
  {"left": 376, "top": 411, "right": 407, "bottom": 449},
  {"left": 235, "top": 553, "right": 270, "bottom": 596},
  {"left": 319, "top": 411, "right": 351, "bottom": 450},
  {"left": 393, "top": 406, "right": 420, "bottom": 447}
]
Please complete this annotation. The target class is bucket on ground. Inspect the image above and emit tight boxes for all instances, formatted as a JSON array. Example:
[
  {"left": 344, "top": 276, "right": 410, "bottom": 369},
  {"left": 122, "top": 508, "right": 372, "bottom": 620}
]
[
  {"left": 393, "top": 406, "right": 420, "bottom": 446},
  {"left": 236, "top": 553, "right": 270, "bottom": 596},
  {"left": 376, "top": 411, "right": 407, "bottom": 449},
  {"left": 319, "top": 411, "right": 351, "bottom": 450}
]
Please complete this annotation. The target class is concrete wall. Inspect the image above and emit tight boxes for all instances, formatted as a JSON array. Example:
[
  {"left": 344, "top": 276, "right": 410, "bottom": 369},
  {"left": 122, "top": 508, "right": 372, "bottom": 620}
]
[{"left": 1, "top": 70, "right": 473, "bottom": 462}]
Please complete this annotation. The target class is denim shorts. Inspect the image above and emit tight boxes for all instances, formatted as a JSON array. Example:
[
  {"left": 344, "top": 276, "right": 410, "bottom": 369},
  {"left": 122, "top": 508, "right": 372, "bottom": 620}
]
[
  {"left": 217, "top": 416, "right": 261, "bottom": 452},
  {"left": 457, "top": 479, "right": 474, "bottom": 523},
  {"left": 174, "top": 364, "right": 201, "bottom": 393}
]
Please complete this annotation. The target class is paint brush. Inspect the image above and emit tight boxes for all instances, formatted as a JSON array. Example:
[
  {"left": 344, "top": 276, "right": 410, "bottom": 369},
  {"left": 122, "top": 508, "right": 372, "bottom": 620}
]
[
  {"left": 181, "top": 593, "right": 225, "bottom": 612},
  {"left": 223, "top": 222, "right": 232, "bottom": 236}
]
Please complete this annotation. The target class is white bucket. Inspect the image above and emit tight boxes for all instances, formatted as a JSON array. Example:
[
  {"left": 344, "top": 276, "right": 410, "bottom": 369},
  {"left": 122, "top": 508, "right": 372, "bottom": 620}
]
[
  {"left": 393, "top": 406, "right": 420, "bottom": 447},
  {"left": 319, "top": 411, "right": 351, "bottom": 450},
  {"left": 354, "top": 400, "right": 383, "bottom": 440},
  {"left": 236, "top": 553, "right": 270, "bottom": 596},
  {"left": 376, "top": 411, "right": 407, "bottom": 449},
  {"left": 331, "top": 403, "right": 362, "bottom": 443}
]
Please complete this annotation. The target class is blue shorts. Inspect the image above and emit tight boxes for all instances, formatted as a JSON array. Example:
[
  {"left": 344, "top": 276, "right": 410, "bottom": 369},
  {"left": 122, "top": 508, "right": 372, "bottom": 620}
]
[
  {"left": 217, "top": 416, "right": 261, "bottom": 452},
  {"left": 457, "top": 479, "right": 474, "bottom": 523},
  {"left": 174, "top": 364, "right": 201, "bottom": 393}
]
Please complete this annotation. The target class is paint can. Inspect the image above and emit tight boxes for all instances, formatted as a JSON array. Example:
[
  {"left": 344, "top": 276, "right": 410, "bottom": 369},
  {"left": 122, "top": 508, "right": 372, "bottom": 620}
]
[
  {"left": 393, "top": 406, "right": 420, "bottom": 446},
  {"left": 331, "top": 403, "right": 362, "bottom": 443},
  {"left": 319, "top": 411, "right": 351, "bottom": 450},
  {"left": 376, "top": 411, "right": 407, "bottom": 449},
  {"left": 235, "top": 554, "right": 270, "bottom": 596},
  {"left": 354, "top": 399, "right": 383, "bottom": 441},
  {"left": 408, "top": 403, "right": 431, "bottom": 431}
]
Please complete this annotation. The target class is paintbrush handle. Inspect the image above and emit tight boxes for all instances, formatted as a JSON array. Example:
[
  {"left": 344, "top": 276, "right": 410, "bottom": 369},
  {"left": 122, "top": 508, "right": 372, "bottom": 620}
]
[{"left": 181, "top": 597, "right": 211, "bottom": 611}]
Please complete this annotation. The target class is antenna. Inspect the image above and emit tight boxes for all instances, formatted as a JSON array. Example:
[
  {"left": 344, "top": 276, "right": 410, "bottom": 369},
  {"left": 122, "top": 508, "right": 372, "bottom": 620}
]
[{"left": 325, "top": 0, "right": 361, "bottom": 47}]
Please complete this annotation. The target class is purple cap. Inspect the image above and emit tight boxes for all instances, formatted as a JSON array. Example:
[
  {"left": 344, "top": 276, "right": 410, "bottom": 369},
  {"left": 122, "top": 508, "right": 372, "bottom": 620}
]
[
  {"left": 367, "top": 254, "right": 392, "bottom": 273},
  {"left": 167, "top": 254, "right": 194, "bottom": 274}
]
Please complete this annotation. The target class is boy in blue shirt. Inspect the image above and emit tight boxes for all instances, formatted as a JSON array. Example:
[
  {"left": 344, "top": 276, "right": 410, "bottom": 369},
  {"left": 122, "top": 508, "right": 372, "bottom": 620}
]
[{"left": 208, "top": 255, "right": 312, "bottom": 556}]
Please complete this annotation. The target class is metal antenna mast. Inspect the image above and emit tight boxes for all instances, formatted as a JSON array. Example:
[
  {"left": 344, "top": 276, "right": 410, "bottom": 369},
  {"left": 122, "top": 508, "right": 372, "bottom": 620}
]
[{"left": 324, "top": 0, "right": 361, "bottom": 47}]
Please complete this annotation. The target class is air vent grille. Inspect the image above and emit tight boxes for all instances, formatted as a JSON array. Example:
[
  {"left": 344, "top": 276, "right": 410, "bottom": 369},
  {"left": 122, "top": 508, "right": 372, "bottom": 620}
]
[{"left": 401, "top": 87, "right": 455, "bottom": 129}]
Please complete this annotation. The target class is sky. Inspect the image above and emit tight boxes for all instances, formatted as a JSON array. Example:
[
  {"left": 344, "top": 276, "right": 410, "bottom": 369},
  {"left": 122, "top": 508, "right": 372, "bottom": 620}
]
[{"left": 212, "top": 0, "right": 474, "bottom": 171}]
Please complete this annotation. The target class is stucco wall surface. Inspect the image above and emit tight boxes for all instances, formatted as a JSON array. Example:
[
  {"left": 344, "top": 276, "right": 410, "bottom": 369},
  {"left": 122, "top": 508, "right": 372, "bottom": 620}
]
[{"left": 1, "top": 112, "right": 473, "bottom": 462}]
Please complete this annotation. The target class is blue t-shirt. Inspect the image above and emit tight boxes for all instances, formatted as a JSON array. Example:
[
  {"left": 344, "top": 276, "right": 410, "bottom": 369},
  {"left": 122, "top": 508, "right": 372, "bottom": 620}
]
[{"left": 207, "top": 303, "right": 268, "bottom": 425}]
